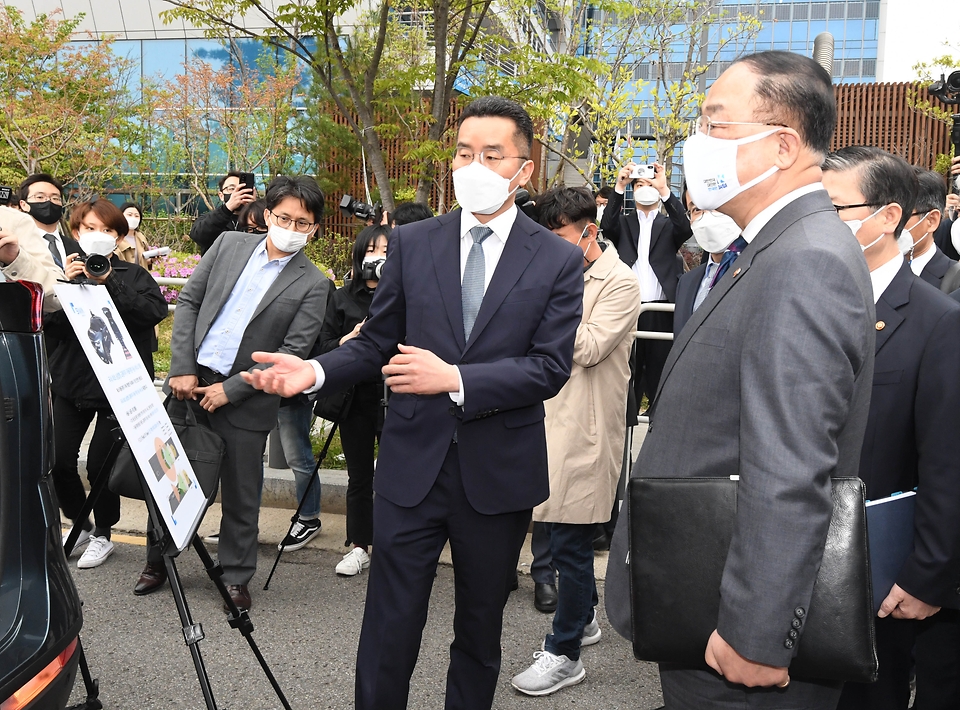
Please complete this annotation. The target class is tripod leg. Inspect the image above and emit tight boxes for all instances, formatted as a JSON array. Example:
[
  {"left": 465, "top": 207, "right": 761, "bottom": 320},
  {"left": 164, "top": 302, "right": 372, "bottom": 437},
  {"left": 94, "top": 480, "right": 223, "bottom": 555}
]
[
  {"left": 63, "top": 429, "right": 123, "bottom": 558},
  {"left": 192, "top": 537, "right": 293, "bottom": 710},
  {"left": 64, "top": 638, "right": 103, "bottom": 710}
]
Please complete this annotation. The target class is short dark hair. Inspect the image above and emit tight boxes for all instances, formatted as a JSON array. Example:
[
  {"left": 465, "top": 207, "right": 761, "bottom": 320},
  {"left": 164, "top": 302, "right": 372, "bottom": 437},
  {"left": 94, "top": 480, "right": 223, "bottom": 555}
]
[
  {"left": 350, "top": 225, "right": 391, "bottom": 293},
  {"left": 238, "top": 199, "right": 268, "bottom": 233},
  {"left": 536, "top": 186, "right": 597, "bottom": 231},
  {"left": 69, "top": 199, "right": 129, "bottom": 237},
  {"left": 391, "top": 201, "right": 434, "bottom": 226},
  {"left": 218, "top": 171, "right": 245, "bottom": 192},
  {"left": 263, "top": 175, "right": 325, "bottom": 224},
  {"left": 597, "top": 186, "right": 615, "bottom": 201},
  {"left": 459, "top": 96, "right": 534, "bottom": 157},
  {"left": 119, "top": 202, "right": 143, "bottom": 220},
  {"left": 822, "top": 146, "right": 918, "bottom": 237},
  {"left": 913, "top": 167, "right": 947, "bottom": 216},
  {"left": 19, "top": 173, "right": 63, "bottom": 202},
  {"left": 733, "top": 51, "right": 836, "bottom": 156}
]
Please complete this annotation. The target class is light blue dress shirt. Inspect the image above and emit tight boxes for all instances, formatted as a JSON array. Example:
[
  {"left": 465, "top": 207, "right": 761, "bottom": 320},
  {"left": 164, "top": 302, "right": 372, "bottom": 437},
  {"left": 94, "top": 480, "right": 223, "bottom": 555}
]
[{"left": 197, "top": 239, "right": 295, "bottom": 375}]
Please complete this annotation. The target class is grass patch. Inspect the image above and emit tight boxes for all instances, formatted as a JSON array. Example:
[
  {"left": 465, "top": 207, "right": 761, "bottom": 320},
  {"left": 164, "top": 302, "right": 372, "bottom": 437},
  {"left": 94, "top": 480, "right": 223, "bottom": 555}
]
[
  {"left": 154, "top": 315, "right": 174, "bottom": 379},
  {"left": 310, "top": 420, "right": 347, "bottom": 469}
]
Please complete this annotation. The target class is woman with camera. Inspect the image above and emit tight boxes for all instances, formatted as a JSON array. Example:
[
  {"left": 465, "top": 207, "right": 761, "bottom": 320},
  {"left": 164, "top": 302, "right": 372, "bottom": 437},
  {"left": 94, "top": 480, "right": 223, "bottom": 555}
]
[
  {"left": 318, "top": 225, "right": 390, "bottom": 576},
  {"left": 45, "top": 200, "right": 168, "bottom": 569}
]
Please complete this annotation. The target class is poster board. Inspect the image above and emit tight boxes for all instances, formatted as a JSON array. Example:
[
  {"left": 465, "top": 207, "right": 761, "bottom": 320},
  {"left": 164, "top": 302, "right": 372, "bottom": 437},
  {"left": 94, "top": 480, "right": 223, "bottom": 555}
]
[{"left": 55, "top": 282, "right": 206, "bottom": 551}]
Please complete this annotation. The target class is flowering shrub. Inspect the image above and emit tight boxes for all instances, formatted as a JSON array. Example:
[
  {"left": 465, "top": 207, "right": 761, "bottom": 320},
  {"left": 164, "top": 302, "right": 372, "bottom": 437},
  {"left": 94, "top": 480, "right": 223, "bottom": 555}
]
[{"left": 151, "top": 251, "right": 200, "bottom": 304}]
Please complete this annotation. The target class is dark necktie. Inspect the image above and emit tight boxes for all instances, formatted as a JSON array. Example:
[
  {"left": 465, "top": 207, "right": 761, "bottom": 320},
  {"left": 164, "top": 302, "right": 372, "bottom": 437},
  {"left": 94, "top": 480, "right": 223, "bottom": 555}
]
[
  {"left": 462, "top": 225, "right": 493, "bottom": 341},
  {"left": 43, "top": 233, "right": 64, "bottom": 270},
  {"left": 709, "top": 236, "right": 748, "bottom": 288}
]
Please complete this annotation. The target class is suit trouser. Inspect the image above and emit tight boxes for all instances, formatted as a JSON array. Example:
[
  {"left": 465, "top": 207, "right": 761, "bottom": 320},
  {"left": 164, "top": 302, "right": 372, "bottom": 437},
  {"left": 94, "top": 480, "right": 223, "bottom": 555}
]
[
  {"left": 634, "top": 306, "right": 673, "bottom": 406},
  {"left": 339, "top": 383, "right": 380, "bottom": 548},
  {"left": 837, "top": 615, "right": 914, "bottom": 710},
  {"left": 915, "top": 609, "right": 960, "bottom": 710},
  {"left": 660, "top": 665, "right": 842, "bottom": 709},
  {"left": 530, "top": 521, "right": 555, "bottom": 585},
  {"left": 355, "top": 443, "right": 531, "bottom": 710}
]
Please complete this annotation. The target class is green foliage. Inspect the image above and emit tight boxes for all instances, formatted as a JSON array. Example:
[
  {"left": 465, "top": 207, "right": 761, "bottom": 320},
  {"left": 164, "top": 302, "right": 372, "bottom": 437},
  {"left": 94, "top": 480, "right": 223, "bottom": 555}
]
[{"left": 306, "top": 231, "right": 353, "bottom": 281}]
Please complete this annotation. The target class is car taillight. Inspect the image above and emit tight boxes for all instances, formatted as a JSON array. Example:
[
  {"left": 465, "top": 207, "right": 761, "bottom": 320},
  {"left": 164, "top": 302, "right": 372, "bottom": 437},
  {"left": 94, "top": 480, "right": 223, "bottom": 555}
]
[
  {"left": 0, "top": 637, "right": 78, "bottom": 710},
  {"left": 19, "top": 281, "right": 44, "bottom": 333}
]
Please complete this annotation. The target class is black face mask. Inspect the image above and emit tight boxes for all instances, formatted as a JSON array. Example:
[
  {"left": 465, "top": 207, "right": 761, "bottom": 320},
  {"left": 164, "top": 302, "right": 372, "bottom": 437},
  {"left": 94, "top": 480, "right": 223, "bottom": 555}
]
[{"left": 26, "top": 200, "right": 64, "bottom": 225}]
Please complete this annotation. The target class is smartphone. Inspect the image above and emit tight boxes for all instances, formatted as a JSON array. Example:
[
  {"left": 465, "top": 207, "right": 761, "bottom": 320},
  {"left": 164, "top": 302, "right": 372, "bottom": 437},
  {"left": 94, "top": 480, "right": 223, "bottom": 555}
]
[
  {"left": 237, "top": 172, "right": 257, "bottom": 192},
  {"left": 629, "top": 164, "right": 656, "bottom": 180}
]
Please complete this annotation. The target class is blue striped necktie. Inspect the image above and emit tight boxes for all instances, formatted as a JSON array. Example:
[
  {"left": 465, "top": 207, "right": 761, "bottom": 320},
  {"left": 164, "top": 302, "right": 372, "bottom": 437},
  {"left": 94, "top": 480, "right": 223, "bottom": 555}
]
[
  {"left": 709, "top": 236, "right": 748, "bottom": 288},
  {"left": 462, "top": 225, "right": 493, "bottom": 341}
]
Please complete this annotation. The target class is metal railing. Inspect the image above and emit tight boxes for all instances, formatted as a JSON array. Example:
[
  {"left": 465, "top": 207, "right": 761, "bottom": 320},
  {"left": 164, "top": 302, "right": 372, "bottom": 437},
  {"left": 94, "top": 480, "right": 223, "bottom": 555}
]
[{"left": 632, "top": 302, "right": 675, "bottom": 424}]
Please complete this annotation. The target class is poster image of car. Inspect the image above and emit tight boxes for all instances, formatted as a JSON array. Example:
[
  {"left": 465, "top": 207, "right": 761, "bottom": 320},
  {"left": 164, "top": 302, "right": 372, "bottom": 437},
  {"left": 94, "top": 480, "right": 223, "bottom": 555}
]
[
  {"left": 56, "top": 282, "right": 208, "bottom": 552},
  {"left": 148, "top": 437, "right": 194, "bottom": 515}
]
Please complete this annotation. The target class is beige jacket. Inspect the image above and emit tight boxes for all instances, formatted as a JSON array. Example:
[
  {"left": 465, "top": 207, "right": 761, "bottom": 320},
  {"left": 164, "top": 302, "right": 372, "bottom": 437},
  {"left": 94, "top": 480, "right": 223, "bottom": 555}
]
[
  {"left": 535, "top": 242, "right": 641, "bottom": 524},
  {"left": 0, "top": 206, "right": 65, "bottom": 312},
  {"left": 115, "top": 230, "right": 151, "bottom": 270}
]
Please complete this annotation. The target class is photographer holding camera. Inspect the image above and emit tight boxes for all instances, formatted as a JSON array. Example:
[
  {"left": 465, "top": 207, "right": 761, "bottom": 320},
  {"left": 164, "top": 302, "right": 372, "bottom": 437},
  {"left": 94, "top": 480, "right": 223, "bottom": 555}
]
[
  {"left": 190, "top": 171, "right": 257, "bottom": 255},
  {"left": 600, "top": 159, "right": 691, "bottom": 409},
  {"left": 316, "top": 225, "right": 390, "bottom": 576},
  {"left": 44, "top": 199, "right": 167, "bottom": 569}
]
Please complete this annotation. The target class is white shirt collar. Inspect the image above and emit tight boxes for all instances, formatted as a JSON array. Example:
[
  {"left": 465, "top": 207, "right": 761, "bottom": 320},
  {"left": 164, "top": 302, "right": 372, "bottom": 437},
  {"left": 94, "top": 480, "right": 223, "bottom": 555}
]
[
  {"left": 36, "top": 225, "right": 61, "bottom": 239},
  {"left": 871, "top": 253, "right": 903, "bottom": 304},
  {"left": 741, "top": 183, "right": 825, "bottom": 244},
  {"left": 637, "top": 208, "right": 658, "bottom": 224},
  {"left": 908, "top": 242, "right": 937, "bottom": 276},
  {"left": 460, "top": 204, "right": 518, "bottom": 243}
]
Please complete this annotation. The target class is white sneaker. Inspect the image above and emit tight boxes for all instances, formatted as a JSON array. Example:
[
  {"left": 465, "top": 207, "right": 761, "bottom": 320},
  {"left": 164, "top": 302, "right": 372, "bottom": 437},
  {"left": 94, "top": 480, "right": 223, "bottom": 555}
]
[
  {"left": 77, "top": 535, "right": 115, "bottom": 569},
  {"left": 335, "top": 547, "right": 371, "bottom": 576},
  {"left": 581, "top": 610, "right": 602, "bottom": 647},
  {"left": 511, "top": 650, "right": 585, "bottom": 696},
  {"left": 62, "top": 527, "right": 91, "bottom": 558},
  {"left": 203, "top": 533, "right": 219, "bottom": 545}
]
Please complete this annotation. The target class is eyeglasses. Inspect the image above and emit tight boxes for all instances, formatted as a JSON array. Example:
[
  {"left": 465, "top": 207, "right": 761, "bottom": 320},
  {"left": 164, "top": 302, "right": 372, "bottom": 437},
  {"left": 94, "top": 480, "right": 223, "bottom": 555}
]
[
  {"left": 685, "top": 206, "right": 705, "bottom": 221},
  {"left": 694, "top": 116, "right": 786, "bottom": 137},
  {"left": 269, "top": 210, "right": 315, "bottom": 232},
  {"left": 833, "top": 203, "right": 878, "bottom": 212},
  {"left": 453, "top": 149, "right": 529, "bottom": 169},
  {"left": 27, "top": 193, "right": 63, "bottom": 205}
]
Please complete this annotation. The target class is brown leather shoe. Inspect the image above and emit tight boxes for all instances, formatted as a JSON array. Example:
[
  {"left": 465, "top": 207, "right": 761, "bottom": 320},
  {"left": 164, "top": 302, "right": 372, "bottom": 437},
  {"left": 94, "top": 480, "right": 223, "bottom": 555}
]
[
  {"left": 223, "top": 584, "right": 251, "bottom": 613},
  {"left": 134, "top": 562, "right": 168, "bottom": 596}
]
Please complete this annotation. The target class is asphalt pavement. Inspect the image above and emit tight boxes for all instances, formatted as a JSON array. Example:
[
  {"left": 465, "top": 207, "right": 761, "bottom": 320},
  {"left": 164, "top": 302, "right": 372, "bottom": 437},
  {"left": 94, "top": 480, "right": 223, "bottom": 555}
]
[{"left": 64, "top": 520, "right": 664, "bottom": 709}]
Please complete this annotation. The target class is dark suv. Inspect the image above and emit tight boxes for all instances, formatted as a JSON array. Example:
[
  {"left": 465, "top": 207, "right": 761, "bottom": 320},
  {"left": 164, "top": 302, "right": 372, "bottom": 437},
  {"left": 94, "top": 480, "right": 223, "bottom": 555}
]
[{"left": 0, "top": 280, "right": 82, "bottom": 709}]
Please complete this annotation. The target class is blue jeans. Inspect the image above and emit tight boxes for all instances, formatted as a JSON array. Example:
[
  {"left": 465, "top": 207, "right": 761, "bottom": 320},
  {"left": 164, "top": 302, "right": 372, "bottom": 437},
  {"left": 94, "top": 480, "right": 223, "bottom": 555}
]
[
  {"left": 542, "top": 522, "right": 598, "bottom": 662},
  {"left": 277, "top": 398, "right": 320, "bottom": 519}
]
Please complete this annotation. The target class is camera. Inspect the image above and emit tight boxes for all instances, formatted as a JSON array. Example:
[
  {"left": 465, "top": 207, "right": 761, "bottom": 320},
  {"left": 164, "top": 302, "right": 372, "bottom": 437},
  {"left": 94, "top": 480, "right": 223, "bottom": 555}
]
[
  {"left": 930, "top": 71, "right": 960, "bottom": 101},
  {"left": 340, "top": 194, "right": 382, "bottom": 223},
  {"left": 0, "top": 186, "right": 13, "bottom": 207},
  {"left": 80, "top": 253, "right": 111, "bottom": 279},
  {"left": 360, "top": 258, "right": 386, "bottom": 281},
  {"left": 629, "top": 164, "right": 656, "bottom": 180}
]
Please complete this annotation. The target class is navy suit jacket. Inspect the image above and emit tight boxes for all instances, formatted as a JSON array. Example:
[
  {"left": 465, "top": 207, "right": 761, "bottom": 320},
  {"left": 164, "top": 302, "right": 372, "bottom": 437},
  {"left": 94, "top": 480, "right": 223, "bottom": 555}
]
[
  {"left": 314, "top": 209, "right": 584, "bottom": 515},
  {"left": 863, "top": 263, "right": 960, "bottom": 608},
  {"left": 673, "top": 262, "right": 708, "bottom": 336},
  {"left": 918, "top": 248, "right": 958, "bottom": 290},
  {"left": 599, "top": 191, "right": 692, "bottom": 302}
]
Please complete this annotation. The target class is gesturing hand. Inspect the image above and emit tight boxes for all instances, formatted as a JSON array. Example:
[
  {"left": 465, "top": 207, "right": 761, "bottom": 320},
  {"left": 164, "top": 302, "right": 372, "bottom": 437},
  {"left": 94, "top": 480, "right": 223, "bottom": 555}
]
[
  {"left": 704, "top": 630, "right": 790, "bottom": 689},
  {"left": 241, "top": 351, "right": 317, "bottom": 397},
  {"left": 878, "top": 583, "right": 940, "bottom": 620},
  {"left": 382, "top": 344, "right": 460, "bottom": 395}
]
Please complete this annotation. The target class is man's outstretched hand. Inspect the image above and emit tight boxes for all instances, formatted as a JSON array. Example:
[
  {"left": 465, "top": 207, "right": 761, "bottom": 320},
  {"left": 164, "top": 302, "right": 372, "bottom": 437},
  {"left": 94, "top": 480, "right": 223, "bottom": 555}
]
[{"left": 241, "top": 352, "right": 317, "bottom": 397}]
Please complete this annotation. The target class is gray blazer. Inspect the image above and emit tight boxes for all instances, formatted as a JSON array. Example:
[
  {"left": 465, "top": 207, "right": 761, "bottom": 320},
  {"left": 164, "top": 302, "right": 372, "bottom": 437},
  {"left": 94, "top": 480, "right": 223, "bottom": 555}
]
[
  {"left": 167, "top": 232, "right": 330, "bottom": 431},
  {"left": 606, "top": 190, "right": 876, "bottom": 668}
]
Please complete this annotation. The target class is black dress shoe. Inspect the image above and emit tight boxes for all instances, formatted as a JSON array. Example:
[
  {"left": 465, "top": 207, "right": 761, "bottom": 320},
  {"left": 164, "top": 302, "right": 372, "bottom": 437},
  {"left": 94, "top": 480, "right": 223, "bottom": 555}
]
[
  {"left": 223, "top": 584, "right": 252, "bottom": 613},
  {"left": 134, "top": 562, "right": 168, "bottom": 596},
  {"left": 509, "top": 571, "right": 519, "bottom": 592},
  {"left": 534, "top": 582, "right": 558, "bottom": 613}
]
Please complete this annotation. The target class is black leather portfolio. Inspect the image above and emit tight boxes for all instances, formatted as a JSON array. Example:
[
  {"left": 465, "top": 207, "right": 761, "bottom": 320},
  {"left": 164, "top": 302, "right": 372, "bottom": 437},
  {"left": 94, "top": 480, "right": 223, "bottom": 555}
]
[{"left": 627, "top": 476, "right": 878, "bottom": 683}]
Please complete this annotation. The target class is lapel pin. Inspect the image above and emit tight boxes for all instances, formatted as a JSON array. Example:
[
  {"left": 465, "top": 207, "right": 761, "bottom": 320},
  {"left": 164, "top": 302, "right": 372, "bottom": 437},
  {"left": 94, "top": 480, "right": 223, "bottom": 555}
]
[{"left": 875, "top": 321, "right": 885, "bottom": 331}]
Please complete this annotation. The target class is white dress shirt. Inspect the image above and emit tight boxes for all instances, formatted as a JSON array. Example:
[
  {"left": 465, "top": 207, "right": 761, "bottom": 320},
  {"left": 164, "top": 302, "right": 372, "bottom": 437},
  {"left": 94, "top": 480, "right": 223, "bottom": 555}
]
[
  {"left": 38, "top": 226, "right": 67, "bottom": 268},
  {"left": 308, "top": 206, "right": 520, "bottom": 404},
  {"left": 630, "top": 209, "right": 665, "bottom": 302},
  {"left": 908, "top": 243, "right": 937, "bottom": 277},
  {"left": 870, "top": 253, "right": 904, "bottom": 304}
]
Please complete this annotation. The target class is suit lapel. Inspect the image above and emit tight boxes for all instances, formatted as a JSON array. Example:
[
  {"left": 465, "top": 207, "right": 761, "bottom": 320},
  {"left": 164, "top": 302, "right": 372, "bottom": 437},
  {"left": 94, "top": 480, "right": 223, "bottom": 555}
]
[
  {"left": 874, "top": 264, "right": 911, "bottom": 354},
  {"left": 649, "top": 214, "right": 667, "bottom": 254},
  {"left": 251, "top": 252, "right": 306, "bottom": 320},
  {"left": 429, "top": 212, "right": 467, "bottom": 352},
  {"left": 654, "top": 191, "right": 834, "bottom": 403},
  {"left": 464, "top": 214, "right": 540, "bottom": 354}
]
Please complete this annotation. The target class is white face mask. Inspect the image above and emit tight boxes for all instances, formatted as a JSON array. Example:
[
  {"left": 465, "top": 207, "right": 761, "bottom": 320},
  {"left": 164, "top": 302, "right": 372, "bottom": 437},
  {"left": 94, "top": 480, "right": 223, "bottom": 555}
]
[
  {"left": 125, "top": 215, "right": 141, "bottom": 231},
  {"left": 896, "top": 212, "right": 930, "bottom": 256},
  {"left": 268, "top": 222, "right": 310, "bottom": 253},
  {"left": 843, "top": 206, "right": 885, "bottom": 251},
  {"left": 692, "top": 211, "right": 741, "bottom": 254},
  {"left": 596, "top": 205, "right": 605, "bottom": 223},
  {"left": 453, "top": 161, "right": 525, "bottom": 215},
  {"left": 634, "top": 185, "right": 662, "bottom": 206},
  {"left": 682, "top": 128, "right": 780, "bottom": 211},
  {"left": 79, "top": 232, "right": 117, "bottom": 256}
]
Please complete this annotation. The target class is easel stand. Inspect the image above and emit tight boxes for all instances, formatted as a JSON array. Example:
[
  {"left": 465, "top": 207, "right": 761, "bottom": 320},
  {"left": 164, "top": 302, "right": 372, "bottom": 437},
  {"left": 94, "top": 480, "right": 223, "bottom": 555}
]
[{"left": 142, "top": 484, "right": 293, "bottom": 710}]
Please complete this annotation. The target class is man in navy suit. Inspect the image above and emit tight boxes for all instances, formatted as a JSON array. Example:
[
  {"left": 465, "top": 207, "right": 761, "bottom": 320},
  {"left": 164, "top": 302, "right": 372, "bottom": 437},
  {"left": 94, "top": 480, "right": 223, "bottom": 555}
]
[
  {"left": 243, "top": 97, "right": 584, "bottom": 710},
  {"left": 823, "top": 147, "right": 960, "bottom": 710},
  {"left": 901, "top": 168, "right": 959, "bottom": 292}
]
